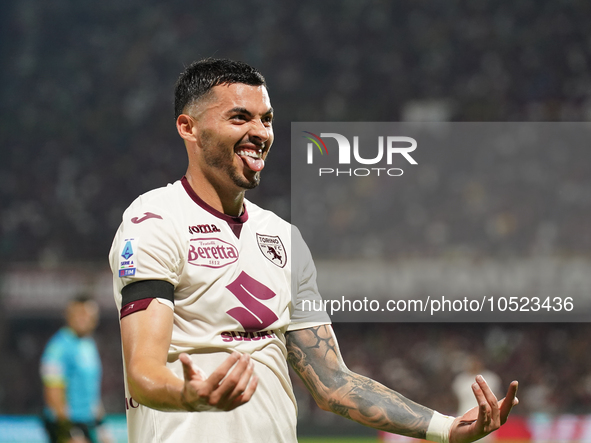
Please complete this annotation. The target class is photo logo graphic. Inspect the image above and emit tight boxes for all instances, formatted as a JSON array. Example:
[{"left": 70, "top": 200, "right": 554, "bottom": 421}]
[
  {"left": 302, "top": 131, "right": 329, "bottom": 161},
  {"left": 302, "top": 131, "right": 418, "bottom": 177}
]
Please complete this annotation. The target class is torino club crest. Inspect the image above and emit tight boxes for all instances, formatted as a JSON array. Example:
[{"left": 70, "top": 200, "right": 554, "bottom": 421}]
[{"left": 256, "top": 234, "right": 286, "bottom": 268}]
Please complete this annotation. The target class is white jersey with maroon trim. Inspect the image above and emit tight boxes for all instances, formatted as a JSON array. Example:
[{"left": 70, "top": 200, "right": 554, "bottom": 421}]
[{"left": 109, "top": 177, "right": 330, "bottom": 443}]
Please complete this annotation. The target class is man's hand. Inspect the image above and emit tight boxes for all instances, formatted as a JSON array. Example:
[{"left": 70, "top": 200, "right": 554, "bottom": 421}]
[
  {"left": 122, "top": 300, "right": 258, "bottom": 412},
  {"left": 449, "top": 377, "right": 519, "bottom": 443},
  {"left": 179, "top": 352, "right": 258, "bottom": 412}
]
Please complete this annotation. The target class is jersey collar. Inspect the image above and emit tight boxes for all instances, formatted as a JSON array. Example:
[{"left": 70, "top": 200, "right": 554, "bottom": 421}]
[{"left": 181, "top": 176, "right": 248, "bottom": 237}]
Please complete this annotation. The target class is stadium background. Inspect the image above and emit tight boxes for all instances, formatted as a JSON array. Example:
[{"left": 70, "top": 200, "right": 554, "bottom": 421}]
[{"left": 1, "top": 0, "right": 591, "bottom": 441}]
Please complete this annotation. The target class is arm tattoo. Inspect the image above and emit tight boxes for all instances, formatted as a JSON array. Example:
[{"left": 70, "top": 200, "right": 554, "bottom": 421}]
[{"left": 286, "top": 325, "right": 433, "bottom": 438}]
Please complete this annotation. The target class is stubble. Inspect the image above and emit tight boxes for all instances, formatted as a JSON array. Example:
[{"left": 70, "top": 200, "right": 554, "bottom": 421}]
[{"left": 200, "top": 129, "right": 261, "bottom": 190}]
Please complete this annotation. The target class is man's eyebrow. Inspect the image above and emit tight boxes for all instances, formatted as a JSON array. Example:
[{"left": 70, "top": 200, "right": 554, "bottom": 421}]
[
  {"left": 227, "top": 107, "right": 252, "bottom": 116},
  {"left": 227, "top": 107, "right": 274, "bottom": 116}
]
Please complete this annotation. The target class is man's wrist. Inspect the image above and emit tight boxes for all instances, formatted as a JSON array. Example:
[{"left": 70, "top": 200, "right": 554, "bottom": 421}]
[
  {"left": 180, "top": 388, "right": 197, "bottom": 412},
  {"left": 426, "top": 411, "right": 455, "bottom": 443}
]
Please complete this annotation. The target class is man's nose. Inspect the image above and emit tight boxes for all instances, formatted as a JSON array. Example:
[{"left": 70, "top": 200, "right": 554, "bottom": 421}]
[{"left": 249, "top": 119, "right": 271, "bottom": 144}]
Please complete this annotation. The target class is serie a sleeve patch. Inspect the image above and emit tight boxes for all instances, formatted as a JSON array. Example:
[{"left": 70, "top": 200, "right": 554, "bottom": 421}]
[
  {"left": 118, "top": 237, "right": 139, "bottom": 277},
  {"left": 120, "top": 280, "right": 175, "bottom": 319}
]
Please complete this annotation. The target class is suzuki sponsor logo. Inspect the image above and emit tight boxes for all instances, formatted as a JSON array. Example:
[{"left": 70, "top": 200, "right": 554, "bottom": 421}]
[
  {"left": 303, "top": 131, "right": 417, "bottom": 177},
  {"left": 188, "top": 238, "right": 238, "bottom": 268},
  {"left": 220, "top": 330, "right": 277, "bottom": 342},
  {"left": 226, "top": 271, "right": 278, "bottom": 332}
]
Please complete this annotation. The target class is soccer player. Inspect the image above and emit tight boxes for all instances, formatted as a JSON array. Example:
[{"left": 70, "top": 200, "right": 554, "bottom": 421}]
[
  {"left": 109, "top": 58, "right": 518, "bottom": 443},
  {"left": 40, "top": 295, "right": 112, "bottom": 443}
]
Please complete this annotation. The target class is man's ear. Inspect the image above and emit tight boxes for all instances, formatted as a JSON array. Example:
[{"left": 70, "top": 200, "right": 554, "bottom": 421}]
[{"left": 177, "top": 114, "right": 197, "bottom": 142}]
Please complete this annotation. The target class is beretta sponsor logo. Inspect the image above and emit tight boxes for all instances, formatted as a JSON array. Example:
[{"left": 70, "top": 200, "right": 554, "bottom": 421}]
[{"left": 188, "top": 238, "right": 238, "bottom": 268}]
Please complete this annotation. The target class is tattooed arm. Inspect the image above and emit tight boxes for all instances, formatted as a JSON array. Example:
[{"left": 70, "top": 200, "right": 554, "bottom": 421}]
[
  {"left": 286, "top": 324, "right": 431, "bottom": 438},
  {"left": 286, "top": 324, "right": 518, "bottom": 442}
]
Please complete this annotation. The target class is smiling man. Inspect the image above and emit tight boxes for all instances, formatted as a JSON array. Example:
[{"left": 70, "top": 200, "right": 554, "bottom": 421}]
[{"left": 109, "top": 58, "right": 518, "bottom": 443}]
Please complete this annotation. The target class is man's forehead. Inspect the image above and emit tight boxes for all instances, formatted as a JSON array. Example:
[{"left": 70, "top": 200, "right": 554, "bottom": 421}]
[{"left": 209, "top": 83, "right": 272, "bottom": 111}]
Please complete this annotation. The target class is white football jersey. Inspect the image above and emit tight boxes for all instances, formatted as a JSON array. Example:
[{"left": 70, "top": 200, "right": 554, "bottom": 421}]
[{"left": 109, "top": 177, "right": 330, "bottom": 443}]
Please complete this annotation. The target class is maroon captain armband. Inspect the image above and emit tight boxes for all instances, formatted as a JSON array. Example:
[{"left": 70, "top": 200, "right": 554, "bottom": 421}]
[{"left": 120, "top": 280, "right": 174, "bottom": 319}]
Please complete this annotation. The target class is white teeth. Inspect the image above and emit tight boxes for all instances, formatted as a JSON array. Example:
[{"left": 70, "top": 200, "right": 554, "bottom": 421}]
[{"left": 237, "top": 150, "right": 261, "bottom": 159}]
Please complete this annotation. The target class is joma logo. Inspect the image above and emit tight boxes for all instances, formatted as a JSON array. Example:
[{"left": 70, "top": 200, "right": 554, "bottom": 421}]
[{"left": 189, "top": 224, "right": 221, "bottom": 234}]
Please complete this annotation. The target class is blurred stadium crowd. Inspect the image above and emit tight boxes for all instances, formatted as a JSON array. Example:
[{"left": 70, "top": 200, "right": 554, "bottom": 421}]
[
  {"left": 1, "top": 0, "right": 590, "bottom": 264},
  {"left": 1, "top": 0, "right": 591, "bottom": 432},
  {"left": 294, "top": 123, "right": 591, "bottom": 261}
]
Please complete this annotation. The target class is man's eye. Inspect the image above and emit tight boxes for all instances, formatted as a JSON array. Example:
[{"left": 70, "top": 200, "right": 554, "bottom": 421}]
[{"left": 232, "top": 115, "right": 247, "bottom": 121}]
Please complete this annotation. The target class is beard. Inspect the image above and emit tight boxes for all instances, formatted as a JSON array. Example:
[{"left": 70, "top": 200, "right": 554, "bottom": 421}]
[{"left": 200, "top": 130, "right": 261, "bottom": 190}]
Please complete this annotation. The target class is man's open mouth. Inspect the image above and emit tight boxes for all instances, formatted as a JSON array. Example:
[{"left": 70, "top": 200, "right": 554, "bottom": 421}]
[{"left": 236, "top": 148, "right": 265, "bottom": 172}]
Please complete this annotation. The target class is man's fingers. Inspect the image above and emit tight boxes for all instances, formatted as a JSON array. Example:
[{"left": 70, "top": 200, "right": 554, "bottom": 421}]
[
  {"left": 209, "top": 353, "right": 253, "bottom": 405},
  {"left": 475, "top": 375, "right": 499, "bottom": 405},
  {"left": 472, "top": 380, "right": 492, "bottom": 428},
  {"left": 229, "top": 374, "right": 259, "bottom": 410},
  {"left": 220, "top": 360, "right": 258, "bottom": 410},
  {"left": 205, "top": 351, "right": 242, "bottom": 388},
  {"left": 451, "top": 380, "right": 519, "bottom": 442},
  {"left": 227, "top": 358, "right": 255, "bottom": 400},
  {"left": 180, "top": 353, "right": 206, "bottom": 382},
  {"left": 241, "top": 373, "right": 258, "bottom": 402},
  {"left": 499, "top": 381, "right": 519, "bottom": 424},
  {"left": 180, "top": 353, "right": 195, "bottom": 381},
  {"left": 180, "top": 352, "right": 257, "bottom": 411},
  {"left": 475, "top": 375, "right": 500, "bottom": 423}
]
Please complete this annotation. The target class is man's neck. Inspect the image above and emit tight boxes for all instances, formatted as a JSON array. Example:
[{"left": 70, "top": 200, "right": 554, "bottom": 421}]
[{"left": 185, "top": 172, "right": 245, "bottom": 217}]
